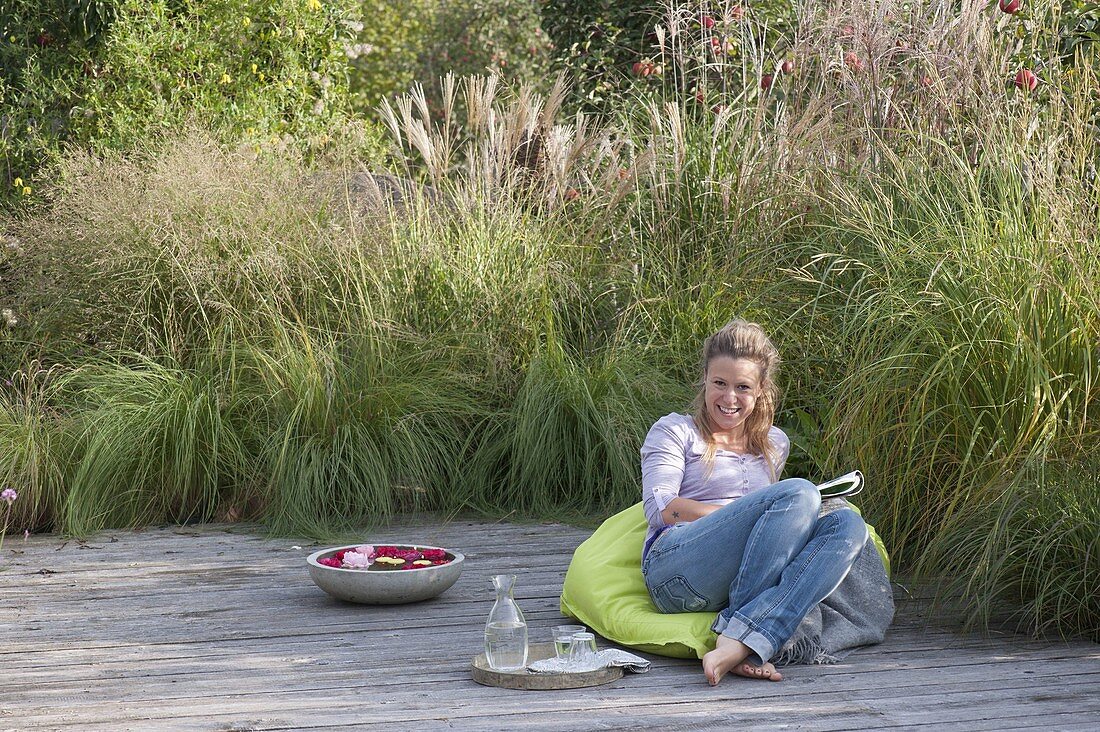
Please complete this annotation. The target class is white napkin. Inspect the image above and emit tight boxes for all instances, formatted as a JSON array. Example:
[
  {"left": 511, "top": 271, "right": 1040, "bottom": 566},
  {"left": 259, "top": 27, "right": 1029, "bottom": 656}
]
[{"left": 527, "top": 648, "right": 651, "bottom": 674}]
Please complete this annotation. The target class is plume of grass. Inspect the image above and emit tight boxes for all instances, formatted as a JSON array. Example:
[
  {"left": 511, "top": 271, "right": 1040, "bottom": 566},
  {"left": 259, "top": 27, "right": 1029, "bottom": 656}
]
[
  {"left": 462, "top": 333, "right": 689, "bottom": 521},
  {"left": 9, "top": 131, "right": 354, "bottom": 364},
  {"left": 58, "top": 353, "right": 251, "bottom": 535},
  {"left": 920, "top": 455, "right": 1100, "bottom": 641},
  {"left": 775, "top": 76, "right": 1099, "bottom": 562},
  {"left": 248, "top": 323, "right": 488, "bottom": 537},
  {"left": 380, "top": 73, "right": 632, "bottom": 216},
  {"left": 0, "top": 363, "right": 69, "bottom": 532}
]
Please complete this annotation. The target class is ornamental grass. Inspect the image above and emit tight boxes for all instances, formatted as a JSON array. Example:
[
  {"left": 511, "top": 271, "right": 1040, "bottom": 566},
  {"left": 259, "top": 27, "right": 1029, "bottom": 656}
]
[{"left": 0, "top": 0, "right": 1096, "bottom": 639}]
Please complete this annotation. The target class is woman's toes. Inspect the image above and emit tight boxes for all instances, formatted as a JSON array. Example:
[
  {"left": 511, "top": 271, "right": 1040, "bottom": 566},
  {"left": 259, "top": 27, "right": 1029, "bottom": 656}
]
[{"left": 730, "top": 661, "right": 784, "bottom": 681}]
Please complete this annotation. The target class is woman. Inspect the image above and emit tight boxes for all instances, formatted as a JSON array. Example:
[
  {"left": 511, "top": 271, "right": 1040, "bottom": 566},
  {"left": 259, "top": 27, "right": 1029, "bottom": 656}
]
[{"left": 640, "top": 319, "right": 868, "bottom": 685}]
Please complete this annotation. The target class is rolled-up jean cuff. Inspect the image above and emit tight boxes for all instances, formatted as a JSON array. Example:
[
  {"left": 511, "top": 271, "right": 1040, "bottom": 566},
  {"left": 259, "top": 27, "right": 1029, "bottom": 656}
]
[{"left": 711, "top": 613, "right": 777, "bottom": 665}]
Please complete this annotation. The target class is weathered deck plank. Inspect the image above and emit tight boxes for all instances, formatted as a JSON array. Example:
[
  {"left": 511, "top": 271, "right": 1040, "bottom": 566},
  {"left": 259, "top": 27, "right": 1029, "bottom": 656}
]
[{"left": 4, "top": 520, "right": 1099, "bottom": 731}]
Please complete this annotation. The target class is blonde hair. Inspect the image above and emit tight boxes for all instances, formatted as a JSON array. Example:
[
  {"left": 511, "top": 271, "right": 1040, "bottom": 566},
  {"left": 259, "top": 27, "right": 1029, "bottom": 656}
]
[{"left": 691, "top": 319, "right": 782, "bottom": 479}]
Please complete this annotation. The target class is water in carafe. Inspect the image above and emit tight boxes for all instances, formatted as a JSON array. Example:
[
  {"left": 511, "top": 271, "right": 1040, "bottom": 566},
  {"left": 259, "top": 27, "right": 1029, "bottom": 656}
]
[{"left": 484, "top": 574, "right": 528, "bottom": 671}]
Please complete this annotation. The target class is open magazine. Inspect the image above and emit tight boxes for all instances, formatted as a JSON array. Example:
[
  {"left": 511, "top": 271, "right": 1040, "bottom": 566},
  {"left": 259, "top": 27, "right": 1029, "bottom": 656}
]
[{"left": 815, "top": 470, "right": 864, "bottom": 500}]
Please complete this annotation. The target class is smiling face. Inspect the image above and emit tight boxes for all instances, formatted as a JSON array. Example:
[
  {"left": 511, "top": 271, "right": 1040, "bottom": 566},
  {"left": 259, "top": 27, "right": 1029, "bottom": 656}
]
[{"left": 704, "top": 356, "right": 762, "bottom": 443}]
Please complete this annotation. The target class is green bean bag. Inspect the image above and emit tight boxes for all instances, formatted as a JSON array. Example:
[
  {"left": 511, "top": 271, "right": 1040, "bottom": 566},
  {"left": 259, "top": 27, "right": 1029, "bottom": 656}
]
[{"left": 559, "top": 502, "right": 890, "bottom": 660}]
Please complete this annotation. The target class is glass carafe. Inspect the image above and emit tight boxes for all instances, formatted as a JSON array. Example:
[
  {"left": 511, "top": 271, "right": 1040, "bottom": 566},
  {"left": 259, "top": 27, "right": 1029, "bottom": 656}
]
[{"left": 484, "top": 574, "right": 528, "bottom": 671}]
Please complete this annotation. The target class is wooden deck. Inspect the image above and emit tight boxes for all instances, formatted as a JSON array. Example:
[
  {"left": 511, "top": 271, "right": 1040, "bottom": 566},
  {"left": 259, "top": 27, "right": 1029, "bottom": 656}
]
[{"left": 4, "top": 518, "right": 1099, "bottom": 731}]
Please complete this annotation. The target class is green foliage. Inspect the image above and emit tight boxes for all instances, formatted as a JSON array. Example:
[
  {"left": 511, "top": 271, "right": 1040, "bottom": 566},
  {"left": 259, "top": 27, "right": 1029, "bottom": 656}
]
[
  {"left": 59, "top": 355, "right": 251, "bottom": 535},
  {"left": 999, "top": 0, "right": 1100, "bottom": 131},
  {"left": 0, "top": 0, "right": 364, "bottom": 207},
  {"left": 251, "top": 329, "right": 488, "bottom": 536},
  {"left": 349, "top": 0, "right": 551, "bottom": 114},
  {"left": 465, "top": 338, "right": 688, "bottom": 517},
  {"left": 540, "top": 1, "right": 798, "bottom": 113},
  {"left": 2, "top": 1, "right": 1099, "bottom": 639},
  {"left": 923, "top": 455, "right": 1100, "bottom": 641},
  {"left": 1002, "top": 0, "right": 1100, "bottom": 65},
  {"left": 347, "top": 1, "right": 427, "bottom": 108},
  {"left": 782, "top": 155, "right": 1099, "bottom": 559},
  {"left": 421, "top": 0, "right": 551, "bottom": 98},
  {"left": 0, "top": 364, "right": 69, "bottom": 533},
  {"left": 540, "top": 0, "right": 654, "bottom": 111},
  {"left": 1, "top": 1, "right": 96, "bottom": 201}
]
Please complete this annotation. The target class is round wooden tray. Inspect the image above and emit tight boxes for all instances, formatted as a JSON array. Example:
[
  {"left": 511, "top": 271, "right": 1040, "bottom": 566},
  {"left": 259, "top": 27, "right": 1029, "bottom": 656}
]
[{"left": 470, "top": 642, "right": 623, "bottom": 690}]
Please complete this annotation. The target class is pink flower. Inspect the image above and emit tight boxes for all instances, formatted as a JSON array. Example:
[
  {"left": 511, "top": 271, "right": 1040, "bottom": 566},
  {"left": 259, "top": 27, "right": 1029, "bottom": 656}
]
[
  {"left": 342, "top": 551, "right": 374, "bottom": 569},
  {"left": 1, "top": 488, "right": 16, "bottom": 505},
  {"left": 335, "top": 544, "right": 455, "bottom": 569}
]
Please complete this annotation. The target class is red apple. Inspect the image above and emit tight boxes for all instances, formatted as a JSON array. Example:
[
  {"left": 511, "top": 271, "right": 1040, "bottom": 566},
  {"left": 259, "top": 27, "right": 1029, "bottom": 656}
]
[
  {"left": 632, "top": 61, "right": 643, "bottom": 76},
  {"left": 695, "top": 90, "right": 705, "bottom": 104},
  {"left": 761, "top": 74, "right": 774, "bottom": 91},
  {"left": 1014, "top": 68, "right": 1037, "bottom": 91},
  {"left": 564, "top": 188, "right": 580, "bottom": 201},
  {"left": 780, "top": 59, "right": 794, "bottom": 74},
  {"left": 702, "top": 16, "right": 715, "bottom": 29},
  {"left": 731, "top": 5, "right": 745, "bottom": 21},
  {"left": 999, "top": 0, "right": 1022, "bottom": 14}
]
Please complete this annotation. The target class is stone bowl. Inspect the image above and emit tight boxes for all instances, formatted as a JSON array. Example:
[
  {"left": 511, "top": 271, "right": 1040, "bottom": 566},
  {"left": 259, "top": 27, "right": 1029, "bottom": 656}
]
[{"left": 306, "top": 544, "right": 464, "bottom": 604}]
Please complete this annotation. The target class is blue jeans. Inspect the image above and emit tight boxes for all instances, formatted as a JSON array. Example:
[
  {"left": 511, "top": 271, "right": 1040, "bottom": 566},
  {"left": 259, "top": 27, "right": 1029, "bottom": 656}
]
[{"left": 641, "top": 478, "right": 868, "bottom": 664}]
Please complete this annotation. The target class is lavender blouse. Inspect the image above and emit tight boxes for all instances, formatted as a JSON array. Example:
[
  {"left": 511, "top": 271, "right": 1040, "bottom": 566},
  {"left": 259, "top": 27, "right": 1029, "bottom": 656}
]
[{"left": 640, "top": 413, "right": 791, "bottom": 558}]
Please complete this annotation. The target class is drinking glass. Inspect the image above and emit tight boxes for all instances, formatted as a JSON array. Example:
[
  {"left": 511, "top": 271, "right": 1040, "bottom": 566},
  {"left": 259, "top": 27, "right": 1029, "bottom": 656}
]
[
  {"left": 568, "top": 631, "right": 598, "bottom": 664},
  {"left": 552, "top": 624, "right": 586, "bottom": 659}
]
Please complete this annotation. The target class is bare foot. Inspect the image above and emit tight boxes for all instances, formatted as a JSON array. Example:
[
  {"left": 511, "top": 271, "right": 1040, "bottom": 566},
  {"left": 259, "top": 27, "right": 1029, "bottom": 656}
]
[
  {"left": 701, "top": 635, "right": 749, "bottom": 685},
  {"left": 702, "top": 635, "right": 783, "bottom": 685},
  {"left": 731, "top": 660, "right": 783, "bottom": 682}
]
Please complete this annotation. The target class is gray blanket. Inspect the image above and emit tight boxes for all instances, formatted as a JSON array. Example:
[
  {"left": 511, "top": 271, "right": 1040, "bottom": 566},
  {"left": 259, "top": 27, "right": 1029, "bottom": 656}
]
[{"left": 774, "top": 499, "right": 896, "bottom": 666}]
